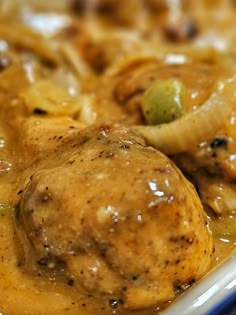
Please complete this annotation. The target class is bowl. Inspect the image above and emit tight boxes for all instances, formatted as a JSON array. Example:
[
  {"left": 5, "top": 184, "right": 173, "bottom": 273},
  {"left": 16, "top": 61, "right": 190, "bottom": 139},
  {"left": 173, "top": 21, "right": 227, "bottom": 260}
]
[{"left": 161, "top": 253, "right": 236, "bottom": 315}]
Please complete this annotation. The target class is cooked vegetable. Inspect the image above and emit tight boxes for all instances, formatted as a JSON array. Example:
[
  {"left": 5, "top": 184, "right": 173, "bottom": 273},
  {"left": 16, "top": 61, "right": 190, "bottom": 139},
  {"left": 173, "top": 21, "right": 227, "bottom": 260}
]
[
  {"left": 0, "top": 22, "right": 59, "bottom": 64},
  {"left": 135, "top": 80, "right": 233, "bottom": 155},
  {"left": 60, "top": 44, "right": 91, "bottom": 78},
  {"left": 141, "top": 78, "right": 186, "bottom": 125},
  {"left": 24, "top": 79, "right": 81, "bottom": 116}
]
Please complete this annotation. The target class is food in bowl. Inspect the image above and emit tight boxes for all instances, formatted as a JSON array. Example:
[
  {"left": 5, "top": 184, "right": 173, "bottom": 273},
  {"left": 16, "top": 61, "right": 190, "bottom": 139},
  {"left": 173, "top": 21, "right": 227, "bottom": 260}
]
[{"left": 0, "top": 0, "right": 235, "bottom": 314}]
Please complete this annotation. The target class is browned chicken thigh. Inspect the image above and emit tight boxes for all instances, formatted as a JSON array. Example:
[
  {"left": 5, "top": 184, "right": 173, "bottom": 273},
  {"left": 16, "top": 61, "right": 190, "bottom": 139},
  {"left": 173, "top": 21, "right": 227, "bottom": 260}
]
[{"left": 14, "top": 122, "right": 213, "bottom": 311}]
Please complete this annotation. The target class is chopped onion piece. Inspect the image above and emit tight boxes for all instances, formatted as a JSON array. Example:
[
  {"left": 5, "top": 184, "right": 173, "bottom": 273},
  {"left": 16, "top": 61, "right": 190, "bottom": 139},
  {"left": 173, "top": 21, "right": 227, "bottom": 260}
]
[{"left": 24, "top": 80, "right": 81, "bottom": 116}]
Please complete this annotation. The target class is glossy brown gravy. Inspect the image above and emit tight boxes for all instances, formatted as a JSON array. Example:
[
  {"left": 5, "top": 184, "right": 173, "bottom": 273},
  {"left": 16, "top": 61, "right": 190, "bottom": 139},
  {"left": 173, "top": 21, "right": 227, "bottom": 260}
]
[{"left": 0, "top": 1, "right": 236, "bottom": 315}]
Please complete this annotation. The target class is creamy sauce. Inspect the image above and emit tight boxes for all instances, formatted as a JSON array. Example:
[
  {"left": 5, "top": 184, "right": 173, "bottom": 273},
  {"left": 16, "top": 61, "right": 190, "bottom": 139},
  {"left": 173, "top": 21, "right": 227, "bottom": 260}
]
[{"left": 0, "top": 1, "right": 236, "bottom": 314}]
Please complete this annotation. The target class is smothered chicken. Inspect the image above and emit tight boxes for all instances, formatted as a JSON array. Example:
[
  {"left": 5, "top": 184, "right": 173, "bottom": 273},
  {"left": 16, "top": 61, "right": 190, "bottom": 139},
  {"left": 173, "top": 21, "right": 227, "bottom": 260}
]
[{"left": 14, "top": 121, "right": 213, "bottom": 312}]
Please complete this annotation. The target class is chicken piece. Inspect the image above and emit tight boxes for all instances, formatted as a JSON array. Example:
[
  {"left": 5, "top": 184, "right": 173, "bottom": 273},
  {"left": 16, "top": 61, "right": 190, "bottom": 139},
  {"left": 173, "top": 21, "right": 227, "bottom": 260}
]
[
  {"left": 16, "top": 116, "right": 86, "bottom": 165},
  {"left": 14, "top": 122, "right": 213, "bottom": 311},
  {"left": 173, "top": 132, "right": 236, "bottom": 215}
]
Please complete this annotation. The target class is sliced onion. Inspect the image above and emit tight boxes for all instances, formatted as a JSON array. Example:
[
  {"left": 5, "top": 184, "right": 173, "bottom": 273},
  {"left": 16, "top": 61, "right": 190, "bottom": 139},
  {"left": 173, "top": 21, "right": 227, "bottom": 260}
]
[
  {"left": 24, "top": 79, "right": 81, "bottom": 116},
  {"left": 134, "top": 83, "right": 233, "bottom": 155},
  {"left": 60, "top": 44, "right": 91, "bottom": 78},
  {"left": 0, "top": 22, "right": 59, "bottom": 64}
]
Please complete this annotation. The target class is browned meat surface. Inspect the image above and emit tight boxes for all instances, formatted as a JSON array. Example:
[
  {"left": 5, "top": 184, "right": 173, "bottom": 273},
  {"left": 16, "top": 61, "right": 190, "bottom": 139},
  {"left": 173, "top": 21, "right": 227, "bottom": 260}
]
[{"left": 14, "top": 123, "right": 213, "bottom": 311}]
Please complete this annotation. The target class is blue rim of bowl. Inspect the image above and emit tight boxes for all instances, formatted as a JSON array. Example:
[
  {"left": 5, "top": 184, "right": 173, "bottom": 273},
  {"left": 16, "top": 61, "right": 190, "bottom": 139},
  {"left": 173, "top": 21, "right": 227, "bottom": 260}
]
[
  {"left": 206, "top": 290, "right": 236, "bottom": 315},
  {"left": 161, "top": 253, "right": 236, "bottom": 315}
]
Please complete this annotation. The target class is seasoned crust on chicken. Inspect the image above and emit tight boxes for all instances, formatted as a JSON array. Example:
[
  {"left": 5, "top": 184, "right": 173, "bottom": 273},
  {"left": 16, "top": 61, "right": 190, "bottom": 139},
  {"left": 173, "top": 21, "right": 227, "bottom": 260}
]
[{"left": 14, "top": 123, "right": 213, "bottom": 311}]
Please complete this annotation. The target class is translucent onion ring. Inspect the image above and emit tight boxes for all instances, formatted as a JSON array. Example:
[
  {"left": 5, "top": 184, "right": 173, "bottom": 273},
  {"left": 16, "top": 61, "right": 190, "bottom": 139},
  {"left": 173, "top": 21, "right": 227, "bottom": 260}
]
[{"left": 134, "top": 81, "right": 233, "bottom": 155}]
